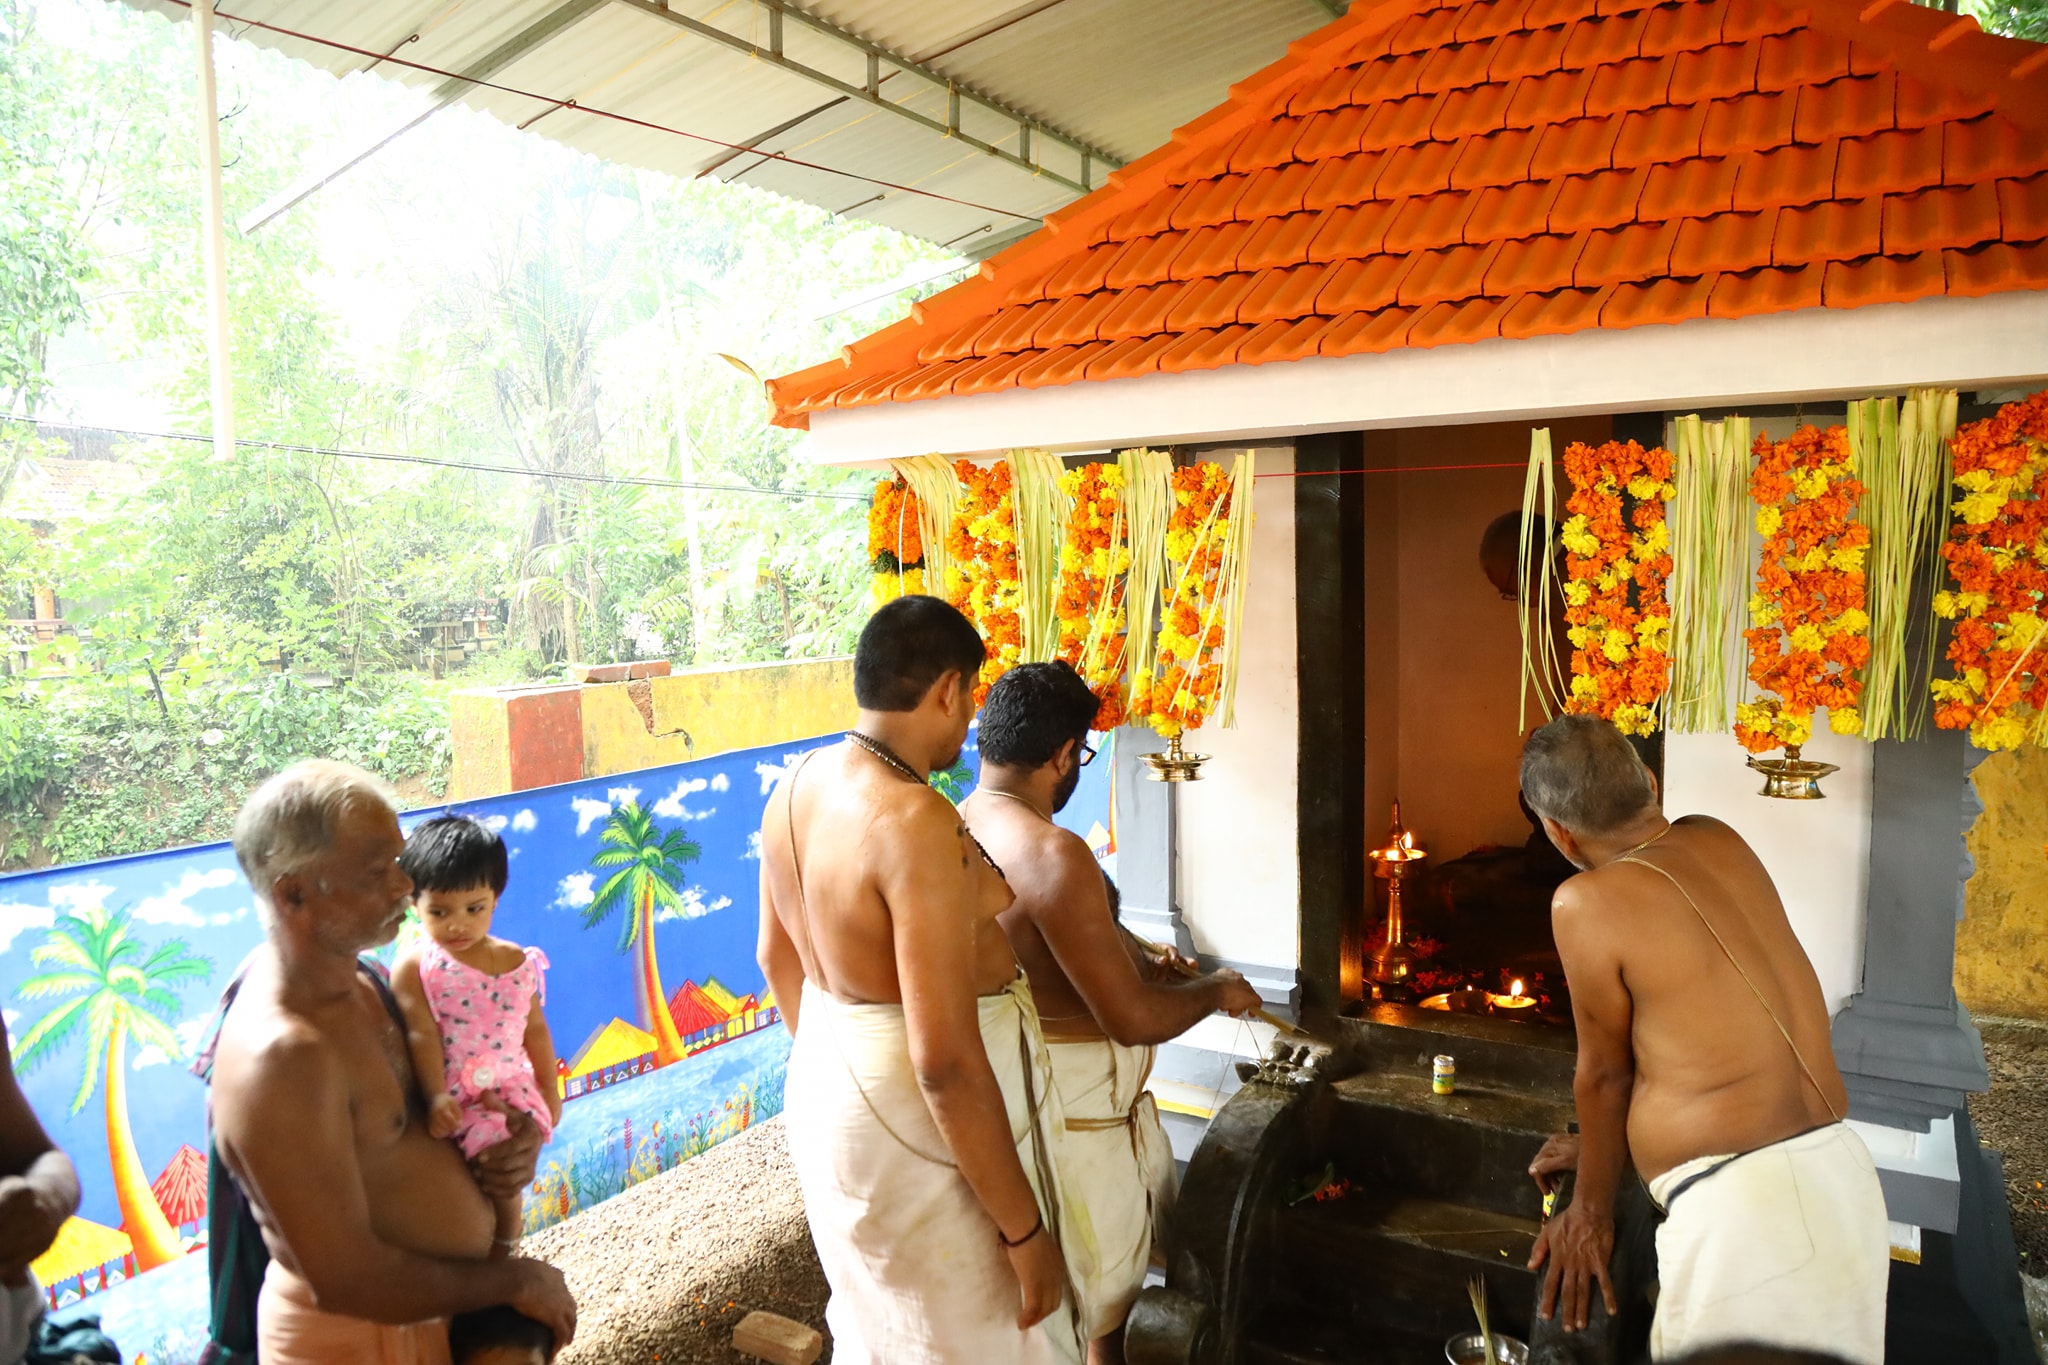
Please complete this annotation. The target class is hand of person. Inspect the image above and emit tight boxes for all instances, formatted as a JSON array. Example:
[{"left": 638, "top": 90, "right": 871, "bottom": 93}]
[
  {"left": 1003, "top": 1225, "right": 1066, "bottom": 1330},
  {"left": 1211, "top": 970, "right": 1264, "bottom": 1019},
  {"left": 546, "top": 1090, "right": 563, "bottom": 1127},
  {"left": 506, "top": 1256, "right": 578, "bottom": 1348},
  {"left": 1528, "top": 1197, "right": 1617, "bottom": 1332},
  {"left": 0, "top": 1175, "right": 64, "bottom": 1285},
  {"left": 1528, "top": 1132, "right": 1581, "bottom": 1195},
  {"left": 1155, "top": 946, "right": 1199, "bottom": 979},
  {"left": 469, "top": 1093, "right": 544, "bottom": 1200},
  {"left": 427, "top": 1093, "right": 463, "bottom": 1141}
]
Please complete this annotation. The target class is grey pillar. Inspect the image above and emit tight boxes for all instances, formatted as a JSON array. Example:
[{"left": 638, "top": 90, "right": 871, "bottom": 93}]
[
  {"left": 1830, "top": 729, "right": 1991, "bottom": 1230},
  {"left": 1113, "top": 726, "right": 1195, "bottom": 957}
]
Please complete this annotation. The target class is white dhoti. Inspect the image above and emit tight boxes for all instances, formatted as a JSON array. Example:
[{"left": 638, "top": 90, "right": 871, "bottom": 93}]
[
  {"left": 1047, "top": 1035, "right": 1177, "bottom": 1341},
  {"left": 785, "top": 975, "right": 1083, "bottom": 1365},
  {"left": 1647, "top": 1122, "right": 1889, "bottom": 1365}
]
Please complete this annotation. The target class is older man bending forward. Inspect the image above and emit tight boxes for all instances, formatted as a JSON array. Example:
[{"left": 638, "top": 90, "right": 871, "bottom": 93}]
[
  {"left": 1521, "top": 717, "right": 1886, "bottom": 1363},
  {"left": 209, "top": 761, "right": 575, "bottom": 1364}
]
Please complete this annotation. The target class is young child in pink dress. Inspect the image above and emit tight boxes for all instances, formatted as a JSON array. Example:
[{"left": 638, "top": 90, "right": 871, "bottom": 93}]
[{"left": 392, "top": 815, "right": 562, "bottom": 1265}]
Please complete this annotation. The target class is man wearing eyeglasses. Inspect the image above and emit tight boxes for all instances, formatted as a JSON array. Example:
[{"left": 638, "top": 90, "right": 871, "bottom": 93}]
[{"left": 963, "top": 661, "right": 1260, "bottom": 1365}]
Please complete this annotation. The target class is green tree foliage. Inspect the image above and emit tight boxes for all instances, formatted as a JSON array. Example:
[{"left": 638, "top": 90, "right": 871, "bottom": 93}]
[
  {"left": 1970, "top": 0, "right": 2048, "bottom": 38},
  {"left": 0, "top": 0, "right": 948, "bottom": 869}
]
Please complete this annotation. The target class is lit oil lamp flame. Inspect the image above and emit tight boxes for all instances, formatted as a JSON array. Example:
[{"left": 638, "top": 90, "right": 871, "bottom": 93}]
[{"left": 1510, "top": 978, "right": 1525, "bottom": 999}]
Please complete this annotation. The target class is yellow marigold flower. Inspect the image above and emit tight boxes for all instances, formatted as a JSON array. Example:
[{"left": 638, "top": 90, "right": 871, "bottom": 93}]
[
  {"left": 1833, "top": 608, "right": 1870, "bottom": 636},
  {"left": 1643, "top": 521, "right": 1671, "bottom": 552},
  {"left": 1792, "top": 468, "right": 1830, "bottom": 500},
  {"left": 2006, "top": 613, "right": 2046, "bottom": 649},
  {"left": 1602, "top": 634, "right": 1632, "bottom": 664},
  {"left": 1932, "top": 591, "right": 1959, "bottom": 618},
  {"left": 1735, "top": 702, "right": 1773, "bottom": 731},
  {"left": 1778, "top": 713, "right": 1813, "bottom": 746},
  {"left": 1563, "top": 580, "right": 1592, "bottom": 605},
  {"left": 1828, "top": 706, "right": 1863, "bottom": 736},
  {"left": 1755, "top": 506, "right": 1783, "bottom": 537},
  {"left": 1958, "top": 591, "right": 1990, "bottom": 616},
  {"left": 1636, "top": 615, "right": 1671, "bottom": 648},
  {"left": 1788, "top": 623, "right": 1826, "bottom": 653},
  {"left": 1930, "top": 678, "right": 1968, "bottom": 703},
  {"left": 1956, "top": 469, "right": 1995, "bottom": 493},
  {"left": 1965, "top": 667, "right": 1988, "bottom": 691},
  {"left": 1612, "top": 703, "right": 1653, "bottom": 736},
  {"left": 1972, "top": 715, "right": 2028, "bottom": 751},
  {"left": 1626, "top": 475, "right": 1661, "bottom": 500},
  {"left": 1828, "top": 546, "right": 1866, "bottom": 573},
  {"left": 1568, "top": 626, "right": 1594, "bottom": 649},
  {"left": 1571, "top": 673, "right": 1600, "bottom": 700},
  {"left": 1748, "top": 593, "right": 1780, "bottom": 625},
  {"left": 1956, "top": 491, "right": 2005, "bottom": 525}
]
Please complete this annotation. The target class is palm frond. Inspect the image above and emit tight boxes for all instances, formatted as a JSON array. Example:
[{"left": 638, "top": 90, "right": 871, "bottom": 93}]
[
  {"left": 15, "top": 971, "right": 100, "bottom": 1000},
  {"left": 10, "top": 997, "right": 89, "bottom": 1076}
]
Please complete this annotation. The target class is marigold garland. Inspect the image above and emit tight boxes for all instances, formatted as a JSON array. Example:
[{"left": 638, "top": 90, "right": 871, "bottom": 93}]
[
  {"left": 1735, "top": 425, "right": 1870, "bottom": 753},
  {"left": 867, "top": 475, "right": 927, "bottom": 604},
  {"left": 1931, "top": 388, "right": 2048, "bottom": 750},
  {"left": 1130, "top": 460, "right": 1237, "bottom": 738},
  {"left": 945, "top": 459, "right": 1023, "bottom": 706},
  {"left": 1558, "top": 440, "right": 1674, "bottom": 737},
  {"left": 1055, "top": 461, "right": 1131, "bottom": 729}
]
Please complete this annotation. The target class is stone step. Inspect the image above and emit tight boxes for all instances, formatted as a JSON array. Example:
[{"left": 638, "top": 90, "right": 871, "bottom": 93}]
[
  {"left": 1269, "top": 1191, "right": 1540, "bottom": 1342},
  {"left": 1340, "top": 1001, "right": 1577, "bottom": 1097},
  {"left": 1328, "top": 1069, "right": 1572, "bottom": 1221}
]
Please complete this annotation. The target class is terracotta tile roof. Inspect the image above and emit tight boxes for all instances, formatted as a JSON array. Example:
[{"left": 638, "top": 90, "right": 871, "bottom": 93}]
[
  {"left": 767, "top": 0, "right": 2048, "bottom": 429},
  {"left": 2, "top": 456, "right": 143, "bottom": 523}
]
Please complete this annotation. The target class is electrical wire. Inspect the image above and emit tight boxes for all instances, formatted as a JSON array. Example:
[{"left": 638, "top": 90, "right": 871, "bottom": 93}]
[
  {"left": 20, "top": 419, "right": 867, "bottom": 502},
  {"left": 162, "top": 0, "right": 1045, "bottom": 224}
]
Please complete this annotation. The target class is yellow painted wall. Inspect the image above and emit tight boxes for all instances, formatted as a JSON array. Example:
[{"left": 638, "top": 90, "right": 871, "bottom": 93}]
[
  {"left": 580, "top": 657, "right": 856, "bottom": 779},
  {"left": 449, "top": 691, "right": 511, "bottom": 801},
  {"left": 1955, "top": 746, "right": 2048, "bottom": 1021}
]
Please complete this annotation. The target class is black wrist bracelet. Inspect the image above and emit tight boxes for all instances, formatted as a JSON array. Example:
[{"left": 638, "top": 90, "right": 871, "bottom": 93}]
[{"left": 997, "top": 1212, "right": 1044, "bottom": 1249}]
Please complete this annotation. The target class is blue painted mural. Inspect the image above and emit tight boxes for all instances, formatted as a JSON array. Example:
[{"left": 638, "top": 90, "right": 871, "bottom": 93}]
[{"left": 0, "top": 726, "right": 1114, "bottom": 1363}]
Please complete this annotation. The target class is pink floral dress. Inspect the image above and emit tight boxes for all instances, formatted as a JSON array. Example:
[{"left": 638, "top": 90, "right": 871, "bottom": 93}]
[{"left": 419, "top": 939, "right": 555, "bottom": 1158}]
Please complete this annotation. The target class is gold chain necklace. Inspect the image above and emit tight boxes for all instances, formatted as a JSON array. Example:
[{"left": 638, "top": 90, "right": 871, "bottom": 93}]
[
  {"left": 1616, "top": 821, "right": 1674, "bottom": 860},
  {"left": 980, "top": 786, "right": 1052, "bottom": 823}
]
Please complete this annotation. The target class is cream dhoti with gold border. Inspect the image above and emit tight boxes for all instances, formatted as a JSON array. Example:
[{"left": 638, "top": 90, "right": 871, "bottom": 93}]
[
  {"left": 784, "top": 974, "right": 1083, "bottom": 1365},
  {"left": 1646, "top": 1122, "right": 1889, "bottom": 1365},
  {"left": 1046, "top": 1034, "right": 1177, "bottom": 1341}
]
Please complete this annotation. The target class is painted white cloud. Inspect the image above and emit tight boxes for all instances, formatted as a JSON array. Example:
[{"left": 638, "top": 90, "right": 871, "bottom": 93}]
[
  {"left": 208, "top": 906, "right": 250, "bottom": 927},
  {"left": 571, "top": 798, "right": 612, "bottom": 837},
  {"left": 606, "top": 786, "right": 642, "bottom": 807},
  {"left": 132, "top": 1016, "right": 212, "bottom": 1071},
  {"left": 511, "top": 809, "right": 537, "bottom": 833},
  {"left": 756, "top": 758, "right": 793, "bottom": 795},
  {"left": 134, "top": 867, "right": 239, "bottom": 927},
  {"left": 652, "top": 776, "right": 709, "bottom": 820},
  {"left": 49, "top": 881, "right": 114, "bottom": 915},
  {"left": 654, "top": 887, "right": 734, "bottom": 923},
  {"left": 476, "top": 814, "right": 510, "bottom": 834},
  {"left": 2, "top": 1009, "right": 18, "bottom": 1044},
  {"left": 745, "top": 830, "right": 763, "bottom": 862},
  {"left": 710, "top": 773, "right": 730, "bottom": 793},
  {"left": 553, "top": 872, "right": 595, "bottom": 910},
  {"left": 0, "top": 903, "right": 55, "bottom": 955}
]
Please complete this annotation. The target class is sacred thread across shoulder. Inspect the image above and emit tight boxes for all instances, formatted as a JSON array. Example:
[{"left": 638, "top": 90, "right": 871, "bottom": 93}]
[
  {"left": 1611, "top": 852, "right": 1842, "bottom": 1124},
  {"left": 781, "top": 747, "right": 1046, "bottom": 1165}
]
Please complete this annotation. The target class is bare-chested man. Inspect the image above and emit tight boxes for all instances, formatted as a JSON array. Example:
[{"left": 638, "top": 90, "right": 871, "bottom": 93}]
[
  {"left": 759, "top": 596, "right": 1078, "bottom": 1364},
  {"left": 210, "top": 761, "right": 575, "bottom": 1365},
  {"left": 1520, "top": 716, "right": 1886, "bottom": 1362},
  {"left": 1, "top": 1019, "right": 80, "bottom": 1365},
  {"left": 961, "top": 662, "right": 1260, "bottom": 1365}
]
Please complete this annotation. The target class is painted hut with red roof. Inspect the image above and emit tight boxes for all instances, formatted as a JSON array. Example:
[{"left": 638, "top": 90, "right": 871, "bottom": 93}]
[
  {"left": 771, "top": 0, "right": 2045, "bottom": 1354},
  {"left": 149, "top": 1143, "right": 208, "bottom": 1239}
]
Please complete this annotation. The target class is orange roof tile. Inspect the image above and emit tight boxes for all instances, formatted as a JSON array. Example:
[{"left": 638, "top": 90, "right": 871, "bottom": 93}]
[{"left": 768, "top": 0, "right": 2048, "bottom": 428}]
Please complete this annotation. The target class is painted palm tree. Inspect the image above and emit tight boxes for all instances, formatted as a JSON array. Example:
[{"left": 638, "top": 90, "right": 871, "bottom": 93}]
[
  {"left": 14, "top": 903, "right": 212, "bottom": 1270},
  {"left": 585, "top": 803, "right": 698, "bottom": 1065}
]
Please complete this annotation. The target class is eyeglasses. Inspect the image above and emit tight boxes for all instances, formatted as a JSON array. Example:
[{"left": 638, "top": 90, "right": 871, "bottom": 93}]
[{"left": 1078, "top": 740, "right": 1098, "bottom": 767}]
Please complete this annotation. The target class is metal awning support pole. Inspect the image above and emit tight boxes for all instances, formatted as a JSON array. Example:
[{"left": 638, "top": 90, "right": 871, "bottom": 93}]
[{"left": 193, "top": 0, "right": 235, "bottom": 461}]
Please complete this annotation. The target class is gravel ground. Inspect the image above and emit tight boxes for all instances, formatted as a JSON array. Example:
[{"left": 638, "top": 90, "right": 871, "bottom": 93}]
[
  {"left": 527, "top": 1117, "right": 831, "bottom": 1365},
  {"left": 1969, "top": 1020, "right": 2048, "bottom": 1272},
  {"left": 1966, "top": 1018, "right": 2048, "bottom": 1360}
]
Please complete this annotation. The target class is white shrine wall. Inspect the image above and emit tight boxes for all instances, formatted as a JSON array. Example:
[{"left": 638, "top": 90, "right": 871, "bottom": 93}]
[
  {"left": 1662, "top": 727, "right": 1874, "bottom": 1017},
  {"left": 1172, "top": 444, "right": 1301, "bottom": 973}
]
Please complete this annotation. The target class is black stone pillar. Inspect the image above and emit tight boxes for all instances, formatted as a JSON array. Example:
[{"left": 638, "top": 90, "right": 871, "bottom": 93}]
[{"left": 1295, "top": 431, "right": 1367, "bottom": 1023}]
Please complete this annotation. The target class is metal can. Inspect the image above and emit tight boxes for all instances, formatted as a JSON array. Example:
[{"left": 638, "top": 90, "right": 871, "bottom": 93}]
[{"left": 1432, "top": 1053, "right": 1456, "bottom": 1095}]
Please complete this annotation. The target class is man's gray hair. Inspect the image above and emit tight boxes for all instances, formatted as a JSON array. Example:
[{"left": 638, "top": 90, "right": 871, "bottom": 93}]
[
  {"left": 233, "top": 760, "right": 398, "bottom": 920},
  {"left": 1520, "top": 714, "right": 1657, "bottom": 836}
]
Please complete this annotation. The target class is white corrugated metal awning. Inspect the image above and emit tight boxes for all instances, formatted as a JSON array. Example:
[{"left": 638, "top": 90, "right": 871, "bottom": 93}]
[{"left": 120, "top": 0, "right": 1346, "bottom": 253}]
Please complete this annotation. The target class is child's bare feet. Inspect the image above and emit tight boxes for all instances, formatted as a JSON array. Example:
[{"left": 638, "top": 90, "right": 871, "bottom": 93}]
[{"left": 428, "top": 1093, "right": 463, "bottom": 1139}]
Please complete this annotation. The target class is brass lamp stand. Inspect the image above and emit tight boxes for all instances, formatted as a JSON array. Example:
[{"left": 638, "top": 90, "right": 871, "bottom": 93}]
[{"left": 1366, "top": 802, "right": 1427, "bottom": 993}]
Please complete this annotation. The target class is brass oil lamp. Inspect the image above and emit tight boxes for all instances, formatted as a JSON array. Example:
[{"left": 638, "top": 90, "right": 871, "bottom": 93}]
[
  {"left": 1366, "top": 802, "right": 1427, "bottom": 993},
  {"left": 1746, "top": 743, "right": 1839, "bottom": 799}
]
